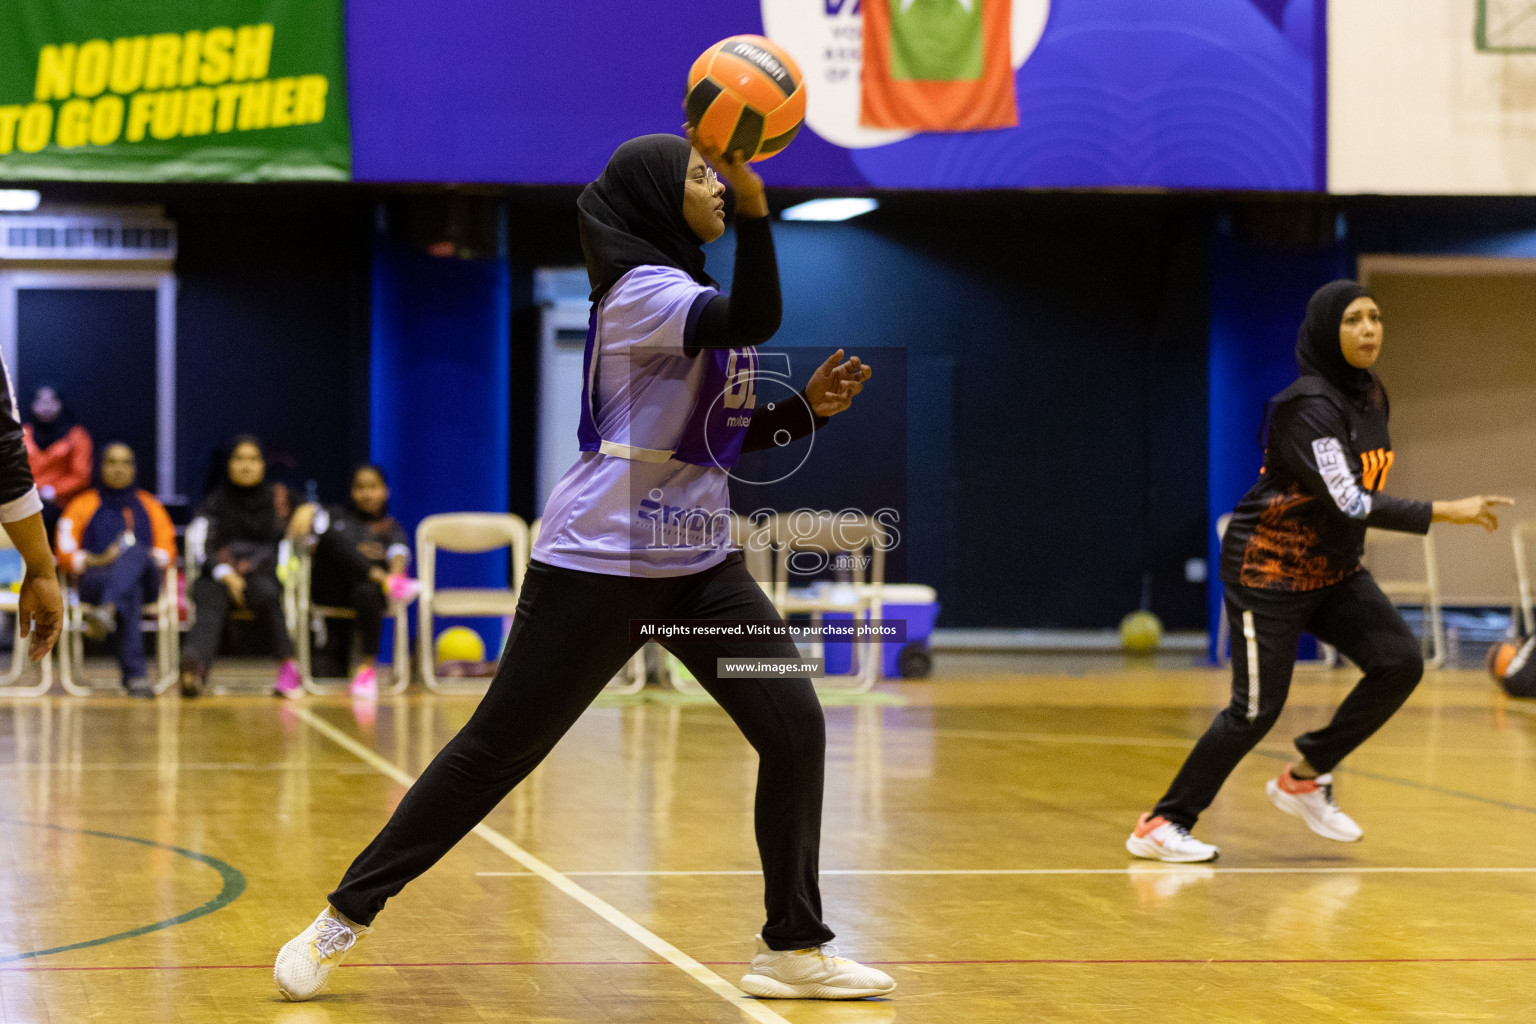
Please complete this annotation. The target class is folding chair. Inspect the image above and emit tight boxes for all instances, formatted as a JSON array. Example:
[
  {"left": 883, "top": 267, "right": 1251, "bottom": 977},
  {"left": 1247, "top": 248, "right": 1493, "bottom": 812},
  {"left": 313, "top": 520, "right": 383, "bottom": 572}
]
[
  {"left": 769, "top": 511, "right": 886, "bottom": 694},
  {"left": 0, "top": 531, "right": 51, "bottom": 696},
  {"left": 290, "top": 549, "right": 411, "bottom": 695},
  {"left": 1363, "top": 528, "right": 1446, "bottom": 669},
  {"left": 59, "top": 562, "right": 180, "bottom": 696},
  {"left": 1514, "top": 519, "right": 1536, "bottom": 637},
  {"left": 417, "top": 513, "right": 529, "bottom": 692}
]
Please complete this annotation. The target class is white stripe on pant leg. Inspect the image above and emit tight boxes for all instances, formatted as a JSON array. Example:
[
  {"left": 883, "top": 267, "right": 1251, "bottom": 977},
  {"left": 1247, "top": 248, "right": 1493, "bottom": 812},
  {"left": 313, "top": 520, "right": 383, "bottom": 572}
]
[{"left": 1243, "top": 611, "right": 1260, "bottom": 722}]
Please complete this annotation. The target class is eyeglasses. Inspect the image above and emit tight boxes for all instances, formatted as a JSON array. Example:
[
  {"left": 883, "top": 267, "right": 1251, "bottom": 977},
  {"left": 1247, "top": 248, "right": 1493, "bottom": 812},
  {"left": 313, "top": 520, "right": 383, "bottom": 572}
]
[{"left": 689, "top": 166, "right": 722, "bottom": 196}]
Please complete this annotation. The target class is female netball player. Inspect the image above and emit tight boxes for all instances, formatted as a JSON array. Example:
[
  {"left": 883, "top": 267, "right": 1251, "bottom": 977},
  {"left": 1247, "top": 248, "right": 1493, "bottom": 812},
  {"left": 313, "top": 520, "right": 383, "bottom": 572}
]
[
  {"left": 1127, "top": 280, "right": 1513, "bottom": 862},
  {"left": 276, "top": 133, "right": 892, "bottom": 1002}
]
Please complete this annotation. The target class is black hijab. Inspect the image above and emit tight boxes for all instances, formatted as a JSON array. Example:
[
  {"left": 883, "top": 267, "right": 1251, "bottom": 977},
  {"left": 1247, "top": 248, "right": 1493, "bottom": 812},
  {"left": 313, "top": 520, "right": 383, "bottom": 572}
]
[
  {"left": 1295, "top": 279, "right": 1383, "bottom": 410},
  {"left": 577, "top": 134, "right": 715, "bottom": 304},
  {"left": 201, "top": 434, "right": 284, "bottom": 546},
  {"left": 27, "top": 384, "right": 77, "bottom": 450}
]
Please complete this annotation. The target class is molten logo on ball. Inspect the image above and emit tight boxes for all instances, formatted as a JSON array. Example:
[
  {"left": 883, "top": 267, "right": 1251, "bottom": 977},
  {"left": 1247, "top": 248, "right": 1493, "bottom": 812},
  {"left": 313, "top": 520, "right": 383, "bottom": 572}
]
[{"left": 685, "top": 35, "right": 807, "bottom": 162}]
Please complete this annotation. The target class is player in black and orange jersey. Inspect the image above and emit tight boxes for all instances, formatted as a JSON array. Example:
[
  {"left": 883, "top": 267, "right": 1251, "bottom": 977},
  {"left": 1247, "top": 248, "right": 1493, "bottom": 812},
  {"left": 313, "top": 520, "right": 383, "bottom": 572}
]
[{"left": 1127, "top": 280, "right": 1512, "bottom": 862}]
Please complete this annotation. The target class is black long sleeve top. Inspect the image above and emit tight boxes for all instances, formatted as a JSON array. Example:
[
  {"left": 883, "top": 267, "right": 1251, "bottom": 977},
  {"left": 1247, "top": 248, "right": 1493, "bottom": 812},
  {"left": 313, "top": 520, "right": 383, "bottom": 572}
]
[
  {"left": 680, "top": 214, "right": 827, "bottom": 452},
  {"left": 0, "top": 352, "right": 40, "bottom": 524},
  {"left": 1220, "top": 383, "right": 1432, "bottom": 592},
  {"left": 685, "top": 215, "right": 781, "bottom": 351}
]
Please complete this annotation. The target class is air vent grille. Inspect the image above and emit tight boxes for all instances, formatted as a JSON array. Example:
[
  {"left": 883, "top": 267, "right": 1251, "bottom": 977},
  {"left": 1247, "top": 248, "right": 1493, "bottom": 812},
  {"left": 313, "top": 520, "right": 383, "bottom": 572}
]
[{"left": 0, "top": 214, "right": 177, "bottom": 260}]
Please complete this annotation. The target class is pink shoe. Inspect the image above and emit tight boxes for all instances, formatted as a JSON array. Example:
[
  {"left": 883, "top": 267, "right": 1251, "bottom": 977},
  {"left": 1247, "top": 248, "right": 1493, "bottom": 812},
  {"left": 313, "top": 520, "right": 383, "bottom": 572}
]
[
  {"left": 349, "top": 664, "right": 378, "bottom": 699},
  {"left": 274, "top": 659, "right": 302, "bottom": 699},
  {"left": 384, "top": 573, "right": 420, "bottom": 604}
]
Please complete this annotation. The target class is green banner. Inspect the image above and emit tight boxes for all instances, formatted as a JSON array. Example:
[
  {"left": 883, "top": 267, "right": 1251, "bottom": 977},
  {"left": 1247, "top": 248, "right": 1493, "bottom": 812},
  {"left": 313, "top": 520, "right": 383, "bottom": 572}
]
[{"left": 0, "top": 0, "right": 349, "bottom": 182}]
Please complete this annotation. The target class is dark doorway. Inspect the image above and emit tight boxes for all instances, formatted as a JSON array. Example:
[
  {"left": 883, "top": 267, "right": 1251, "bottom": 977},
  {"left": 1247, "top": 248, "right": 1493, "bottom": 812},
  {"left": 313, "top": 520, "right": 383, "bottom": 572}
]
[{"left": 17, "top": 288, "right": 159, "bottom": 493}]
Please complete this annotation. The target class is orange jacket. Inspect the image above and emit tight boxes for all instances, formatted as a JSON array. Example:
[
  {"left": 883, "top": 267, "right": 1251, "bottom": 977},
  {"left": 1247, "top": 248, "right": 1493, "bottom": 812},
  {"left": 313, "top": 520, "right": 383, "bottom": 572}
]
[
  {"left": 24, "top": 423, "right": 92, "bottom": 506},
  {"left": 57, "top": 489, "right": 176, "bottom": 576}
]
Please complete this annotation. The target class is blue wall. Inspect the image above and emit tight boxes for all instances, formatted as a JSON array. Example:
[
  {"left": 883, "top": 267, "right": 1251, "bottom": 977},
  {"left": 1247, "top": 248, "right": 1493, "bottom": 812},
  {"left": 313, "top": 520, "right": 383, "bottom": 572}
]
[
  {"left": 370, "top": 238, "right": 512, "bottom": 653},
  {"left": 703, "top": 196, "right": 1212, "bottom": 629},
  {"left": 344, "top": 0, "right": 1323, "bottom": 190},
  {"left": 1205, "top": 222, "right": 1347, "bottom": 655}
]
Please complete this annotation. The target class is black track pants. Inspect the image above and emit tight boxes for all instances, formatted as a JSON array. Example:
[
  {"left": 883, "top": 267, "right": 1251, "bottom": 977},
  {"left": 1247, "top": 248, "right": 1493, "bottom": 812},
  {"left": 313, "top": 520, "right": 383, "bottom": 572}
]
[
  {"left": 185, "top": 570, "right": 293, "bottom": 665},
  {"left": 312, "top": 573, "right": 389, "bottom": 664},
  {"left": 1153, "top": 570, "right": 1424, "bottom": 829},
  {"left": 329, "top": 552, "right": 834, "bottom": 951}
]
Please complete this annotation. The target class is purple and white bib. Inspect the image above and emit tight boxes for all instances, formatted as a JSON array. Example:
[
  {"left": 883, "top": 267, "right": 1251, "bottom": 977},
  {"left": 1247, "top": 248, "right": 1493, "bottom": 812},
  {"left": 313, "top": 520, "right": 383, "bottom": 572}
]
[{"left": 533, "top": 266, "right": 758, "bottom": 578}]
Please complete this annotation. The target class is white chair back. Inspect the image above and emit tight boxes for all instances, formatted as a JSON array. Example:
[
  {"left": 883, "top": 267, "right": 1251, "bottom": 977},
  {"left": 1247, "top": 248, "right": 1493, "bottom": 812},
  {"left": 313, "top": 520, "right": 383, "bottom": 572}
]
[
  {"left": 767, "top": 511, "right": 888, "bottom": 600},
  {"left": 1514, "top": 519, "right": 1536, "bottom": 637},
  {"left": 1363, "top": 529, "right": 1440, "bottom": 596},
  {"left": 416, "top": 513, "right": 531, "bottom": 691},
  {"left": 417, "top": 513, "right": 531, "bottom": 604},
  {"left": 1363, "top": 528, "right": 1444, "bottom": 668}
]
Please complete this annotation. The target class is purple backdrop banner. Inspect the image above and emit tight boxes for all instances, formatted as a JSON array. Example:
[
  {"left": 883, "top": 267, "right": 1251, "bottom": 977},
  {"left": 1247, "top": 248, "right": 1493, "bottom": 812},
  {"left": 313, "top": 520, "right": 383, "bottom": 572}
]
[{"left": 347, "top": 0, "right": 1322, "bottom": 191}]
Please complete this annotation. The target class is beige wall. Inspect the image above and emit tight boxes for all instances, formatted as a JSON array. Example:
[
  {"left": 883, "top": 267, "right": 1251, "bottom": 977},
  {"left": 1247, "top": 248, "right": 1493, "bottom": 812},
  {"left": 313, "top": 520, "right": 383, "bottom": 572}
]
[
  {"left": 1361, "top": 269, "right": 1536, "bottom": 604},
  {"left": 1331, "top": 0, "right": 1536, "bottom": 194}
]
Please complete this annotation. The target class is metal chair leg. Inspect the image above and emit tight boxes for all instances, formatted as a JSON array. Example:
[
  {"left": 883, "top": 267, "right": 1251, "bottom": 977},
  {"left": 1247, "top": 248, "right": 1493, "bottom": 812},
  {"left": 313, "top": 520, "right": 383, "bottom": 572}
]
[
  {"left": 605, "top": 648, "right": 647, "bottom": 695},
  {"left": 0, "top": 612, "right": 28, "bottom": 686},
  {"left": 0, "top": 634, "right": 53, "bottom": 697},
  {"left": 1425, "top": 599, "right": 1447, "bottom": 670},
  {"left": 383, "top": 604, "right": 410, "bottom": 694}
]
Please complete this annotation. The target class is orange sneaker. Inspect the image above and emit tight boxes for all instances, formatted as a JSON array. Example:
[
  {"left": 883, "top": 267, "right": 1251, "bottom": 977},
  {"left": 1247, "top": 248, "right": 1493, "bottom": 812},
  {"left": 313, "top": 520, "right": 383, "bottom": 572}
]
[
  {"left": 1266, "top": 765, "right": 1362, "bottom": 842},
  {"left": 1125, "top": 813, "right": 1218, "bottom": 862}
]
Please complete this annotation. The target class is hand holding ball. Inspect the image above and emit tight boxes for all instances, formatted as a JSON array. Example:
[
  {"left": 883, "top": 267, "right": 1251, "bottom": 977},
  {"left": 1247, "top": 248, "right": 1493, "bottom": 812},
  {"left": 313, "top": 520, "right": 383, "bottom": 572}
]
[{"left": 685, "top": 35, "right": 806, "bottom": 162}]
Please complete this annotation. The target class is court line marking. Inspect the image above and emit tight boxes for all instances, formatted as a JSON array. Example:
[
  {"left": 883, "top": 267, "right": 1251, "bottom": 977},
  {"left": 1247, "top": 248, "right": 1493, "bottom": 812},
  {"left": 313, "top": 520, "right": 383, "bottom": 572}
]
[
  {"left": 927, "top": 730, "right": 1536, "bottom": 758},
  {"left": 1246, "top": 748, "right": 1536, "bottom": 817},
  {"left": 10, "top": 954, "right": 1536, "bottom": 971},
  {"left": 0, "top": 820, "right": 246, "bottom": 962},
  {"left": 0, "top": 762, "right": 362, "bottom": 771},
  {"left": 474, "top": 866, "right": 1536, "bottom": 878},
  {"left": 296, "top": 708, "right": 793, "bottom": 1024}
]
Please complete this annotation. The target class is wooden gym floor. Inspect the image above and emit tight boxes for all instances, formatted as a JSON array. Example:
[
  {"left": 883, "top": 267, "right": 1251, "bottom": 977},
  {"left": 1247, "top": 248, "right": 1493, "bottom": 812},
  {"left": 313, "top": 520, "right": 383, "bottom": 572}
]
[{"left": 2, "top": 655, "right": 1535, "bottom": 1023}]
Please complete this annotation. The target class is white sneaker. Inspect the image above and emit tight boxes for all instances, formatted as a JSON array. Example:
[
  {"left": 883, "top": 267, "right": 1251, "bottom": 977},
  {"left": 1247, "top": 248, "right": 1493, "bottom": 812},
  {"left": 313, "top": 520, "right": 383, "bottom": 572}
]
[
  {"left": 274, "top": 907, "right": 369, "bottom": 1001},
  {"left": 1125, "top": 813, "right": 1220, "bottom": 862},
  {"left": 739, "top": 935, "right": 896, "bottom": 1000},
  {"left": 1266, "top": 765, "right": 1363, "bottom": 842}
]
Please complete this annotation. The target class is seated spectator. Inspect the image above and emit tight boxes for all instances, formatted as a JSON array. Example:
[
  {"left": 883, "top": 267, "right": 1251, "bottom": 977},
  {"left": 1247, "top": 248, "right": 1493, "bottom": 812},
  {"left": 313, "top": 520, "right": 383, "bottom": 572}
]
[
  {"left": 303, "top": 465, "right": 410, "bottom": 699},
  {"left": 23, "top": 385, "right": 92, "bottom": 547},
  {"left": 56, "top": 443, "right": 175, "bottom": 698},
  {"left": 182, "top": 435, "right": 301, "bottom": 698}
]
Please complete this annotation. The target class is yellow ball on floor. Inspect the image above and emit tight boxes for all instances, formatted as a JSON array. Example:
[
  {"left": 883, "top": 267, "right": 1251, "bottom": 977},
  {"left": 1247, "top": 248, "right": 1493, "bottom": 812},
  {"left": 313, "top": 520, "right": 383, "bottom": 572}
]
[
  {"left": 1119, "top": 610, "right": 1163, "bottom": 653},
  {"left": 436, "top": 626, "right": 486, "bottom": 664}
]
